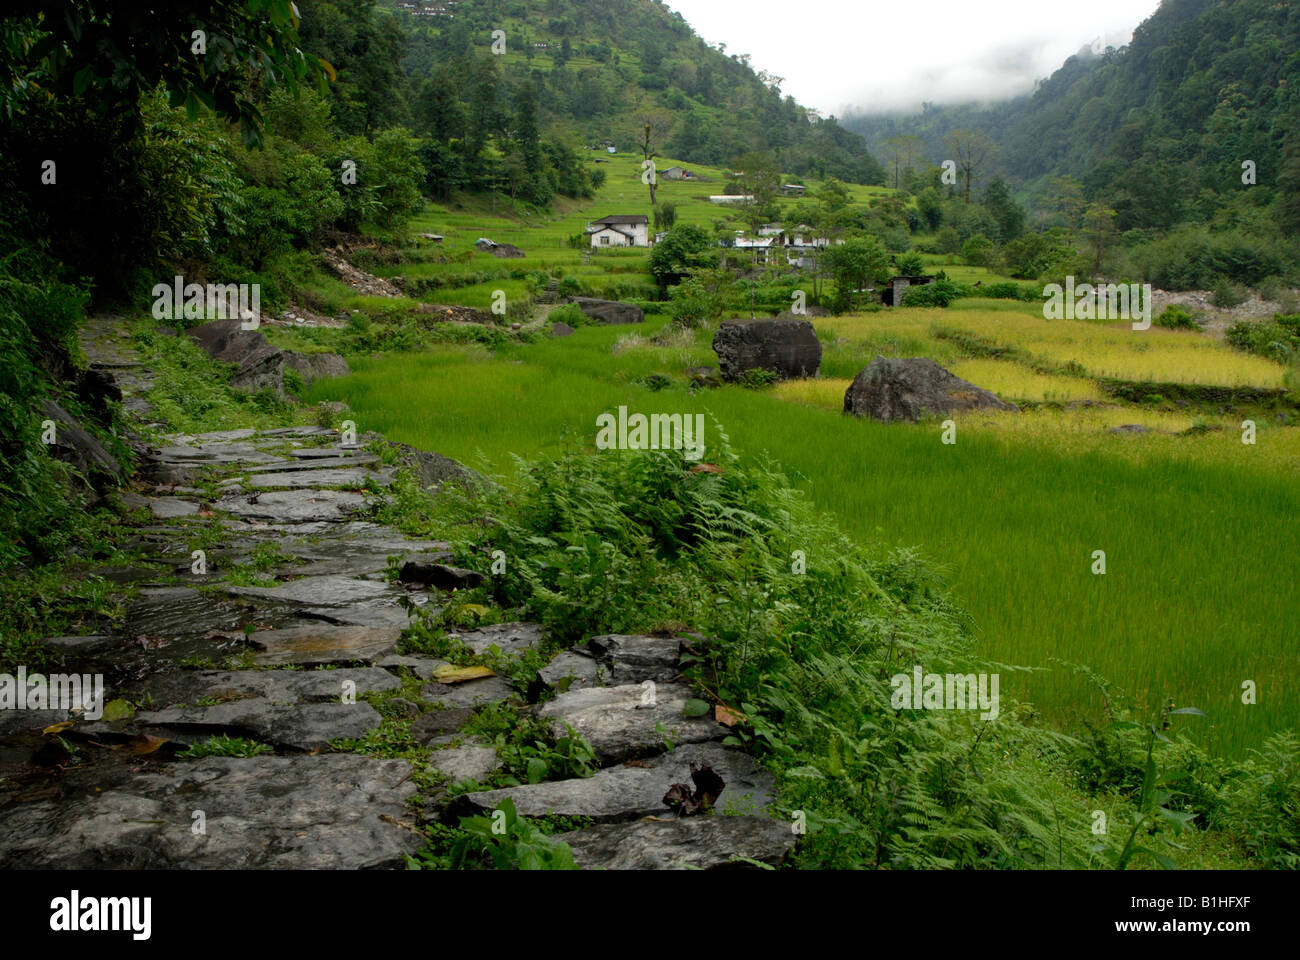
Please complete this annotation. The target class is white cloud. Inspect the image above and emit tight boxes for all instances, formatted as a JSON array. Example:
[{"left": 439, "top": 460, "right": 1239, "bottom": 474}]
[{"left": 663, "top": 0, "right": 1163, "bottom": 115}]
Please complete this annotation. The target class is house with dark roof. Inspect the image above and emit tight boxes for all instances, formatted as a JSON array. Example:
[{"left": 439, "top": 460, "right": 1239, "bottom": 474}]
[{"left": 586, "top": 214, "right": 650, "bottom": 248}]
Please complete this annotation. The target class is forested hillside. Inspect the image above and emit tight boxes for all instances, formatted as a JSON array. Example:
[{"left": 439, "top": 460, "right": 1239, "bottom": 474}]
[
  {"left": 847, "top": 0, "right": 1300, "bottom": 235},
  {"left": 393, "top": 0, "right": 886, "bottom": 201}
]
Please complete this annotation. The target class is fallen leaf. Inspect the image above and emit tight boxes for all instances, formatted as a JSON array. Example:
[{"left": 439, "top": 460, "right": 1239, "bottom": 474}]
[
  {"left": 116, "top": 734, "right": 170, "bottom": 756},
  {"left": 715, "top": 704, "right": 746, "bottom": 727},
  {"left": 432, "top": 664, "right": 495, "bottom": 683},
  {"left": 101, "top": 698, "right": 135, "bottom": 722},
  {"left": 41, "top": 721, "right": 75, "bottom": 735}
]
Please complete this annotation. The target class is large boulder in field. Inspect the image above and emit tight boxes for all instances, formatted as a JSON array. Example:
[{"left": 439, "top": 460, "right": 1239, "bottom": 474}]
[
  {"left": 283, "top": 351, "right": 350, "bottom": 385},
  {"left": 712, "top": 317, "right": 821, "bottom": 381},
  {"left": 567, "top": 297, "right": 644, "bottom": 325},
  {"left": 188, "top": 319, "right": 284, "bottom": 394},
  {"left": 844, "top": 356, "right": 1017, "bottom": 423}
]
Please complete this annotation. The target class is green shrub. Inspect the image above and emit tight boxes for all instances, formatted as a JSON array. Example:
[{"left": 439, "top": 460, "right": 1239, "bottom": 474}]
[
  {"left": 1217, "top": 732, "right": 1300, "bottom": 869},
  {"left": 901, "top": 279, "right": 970, "bottom": 308},
  {"left": 1211, "top": 278, "right": 1249, "bottom": 308},
  {"left": 1154, "top": 305, "right": 1199, "bottom": 330},
  {"left": 547, "top": 303, "right": 590, "bottom": 328},
  {"left": 1225, "top": 315, "right": 1300, "bottom": 362}
]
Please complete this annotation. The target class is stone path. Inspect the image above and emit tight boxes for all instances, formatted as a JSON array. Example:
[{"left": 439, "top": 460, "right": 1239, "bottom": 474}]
[{"left": 0, "top": 321, "right": 796, "bottom": 870}]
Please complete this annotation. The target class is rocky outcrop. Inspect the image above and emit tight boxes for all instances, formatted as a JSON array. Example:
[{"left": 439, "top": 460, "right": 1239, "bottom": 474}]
[
  {"left": 712, "top": 317, "right": 822, "bottom": 381},
  {"left": 37, "top": 398, "right": 124, "bottom": 496},
  {"left": 282, "top": 351, "right": 350, "bottom": 385},
  {"left": 567, "top": 296, "right": 645, "bottom": 325},
  {"left": 844, "top": 356, "right": 1018, "bottom": 423},
  {"left": 187, "top": 319, "right": 285, "bottom": 393}
]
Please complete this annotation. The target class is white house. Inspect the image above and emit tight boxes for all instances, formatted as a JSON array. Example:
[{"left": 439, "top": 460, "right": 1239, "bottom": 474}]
[{"left": 586, "top": 214, "right": 650, "bottom": 248}]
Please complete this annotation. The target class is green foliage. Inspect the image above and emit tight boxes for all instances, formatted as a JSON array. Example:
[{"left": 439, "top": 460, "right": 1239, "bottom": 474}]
[
  {"left": 423, "top": 434, "right": 1174, "bottom": 869},
  {"left": 648, "top": 224, "right": 715, "bottom": 291},
  {"left": 901, "top": 279, "right": 969, "bottom": 308},
  {"left": 1154, "top": 305, "right": 1199, "bottom": 330},
  {"left": 894, "top": 251, "right": 925, "bottom": 275},
  {"left": 445, "top": 798, "right": 578, "bottom": 870},
  {"left": 179, "top": 735, "right": 273, "bottom": 759},
  {"left": 547, "top": 303, "right": 591, "bottom": 328},
  {"left": 737, "top": 368, "right": 780, "bottom": 389},
  {"left": 1224, "top": 314, "right": 1300, "bottom": 363},
  {"left": 1217, "top": 732, "right": 1300, "bottom": 869},
  {"left": 824, "top": 235, "right": 890, "bottom": 311},
  {"left": 0, "top": 0, "right": 332, "bottom": 148}
]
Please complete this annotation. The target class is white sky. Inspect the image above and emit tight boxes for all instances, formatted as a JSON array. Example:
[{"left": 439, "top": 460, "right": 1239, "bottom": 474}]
[{"left": 663, "top": 0, "right": 1164, "bottom": 115}]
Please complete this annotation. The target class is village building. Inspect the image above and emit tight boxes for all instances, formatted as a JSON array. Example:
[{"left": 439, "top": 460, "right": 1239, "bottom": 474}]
[
  {"left": 882, "top": 275, "right": 937, "bottom": 306},
  {"left": 586, "top": 214, "right": 650, "bottom": 248}
]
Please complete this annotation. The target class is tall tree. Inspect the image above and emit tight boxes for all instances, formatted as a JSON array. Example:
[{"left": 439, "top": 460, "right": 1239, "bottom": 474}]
[{"left": 944, "top": 129, "right": 996, "bottom": 203}]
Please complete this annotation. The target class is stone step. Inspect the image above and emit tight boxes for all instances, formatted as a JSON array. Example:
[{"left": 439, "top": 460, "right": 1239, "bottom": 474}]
[
  {"left": 558, "top": 815, "right": 796, "bottom": 870},
  {"left": 538, "top": 682, "right": 727, "bottom": 764},
  {"left": 0, "top": 756, "right": 422, "bottom": 869},
  {"left": 452, "top": 742, "right": 775, "bottom": 823}
]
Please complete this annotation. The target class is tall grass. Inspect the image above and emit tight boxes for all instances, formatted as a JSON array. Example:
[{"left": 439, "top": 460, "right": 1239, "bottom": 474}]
[{"left": 308, "top": 323, "right": 1299, "bottom": 756}]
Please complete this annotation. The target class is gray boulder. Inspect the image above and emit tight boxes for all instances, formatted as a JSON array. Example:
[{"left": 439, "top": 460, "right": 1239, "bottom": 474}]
[
  {"left": 844, "top": 356, "right": 1018, "bottom": 423},
  {"left": 283, "top": 351, "right": 350, "bottom": 385},
  {"left": 37, "top": 399, "right": 124, "bottom": 494},
  {"left": 386, "top": 441, "right": 484, "bottom": 491},
  {"left": 712, "top": 317, "right": 821, "bottom": 381},
  {"left": 187, "top": 319, "right": 284, "bottom": 394},
  {"left": 567, "top": 297, "right": 644, "bottom": 325}
]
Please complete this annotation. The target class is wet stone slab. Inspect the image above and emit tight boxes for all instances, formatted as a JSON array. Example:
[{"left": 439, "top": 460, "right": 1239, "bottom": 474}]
[
  {"left": 246, "top": 625, "right": 402, "bottom": 666},
  {"left": 210, "top": 489, "right": 369, "bottom": 523},
  {"left": 537, "top": 683, "right": 727, "bottom": 764},
  {"left": 133, "top": 699, "right": 383, "bottom": 751},
  {"left": 148, "top": 497, "right": 202, "bottom": 519},
  {"left": 136, "top": 667, "right": 401, "bottom": 707},
  {"left": 585, "top": 634, "right": 682, "bottom": 683},
  {"left": 0, "top": 755, "right": 421, "bottom": 869},
  {"left": 430, "top": 742, "right": 502, "bottom": 783},
  {"left": 446, "top": 622, "right": 545, "bottom": 657},
  {"left": 453, "top": 743, "right": 775, "bottom": 823},
  {"left": 247, "top": 468, "right": 394, "bottom": 490},
  {"left": 537, "top": 650, "right": 605, "bottom": 692},
  {"left": 420, "top": 676, "right": 516, "bottom": 709},
  {"left": 559, "top": 815, "right": 796, "bottom": 870}
]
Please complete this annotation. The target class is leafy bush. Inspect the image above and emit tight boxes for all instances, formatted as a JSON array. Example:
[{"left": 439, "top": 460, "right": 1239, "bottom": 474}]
[
  {"left": 1211, "top": 278, "right": 1249, "bottom": 308},
  {"left": 1217, "top": 732, "right": 1300, "bottom": 869},
  {"left": 894, "top": 251, "right": 925, "bottom": 275},
  {"left": 547, "top": 303, "right": 590, "bottom": 328},
  {"left": 1154, "top": 305, "right": 1199, "bottom": 330},
  {"left": 901, "top": 279, "right": 970, "bottom": 308},
  {"left": 973, "top": 281, "right": 1035, "bottom": 301},
  {"left": 1224, "top": 314, "right": 1300, "bottom": 362}
]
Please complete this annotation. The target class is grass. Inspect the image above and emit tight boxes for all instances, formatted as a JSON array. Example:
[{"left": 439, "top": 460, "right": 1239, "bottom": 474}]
[{"left": 308, "top": 308, "right": 1299, "bottom": 758}]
